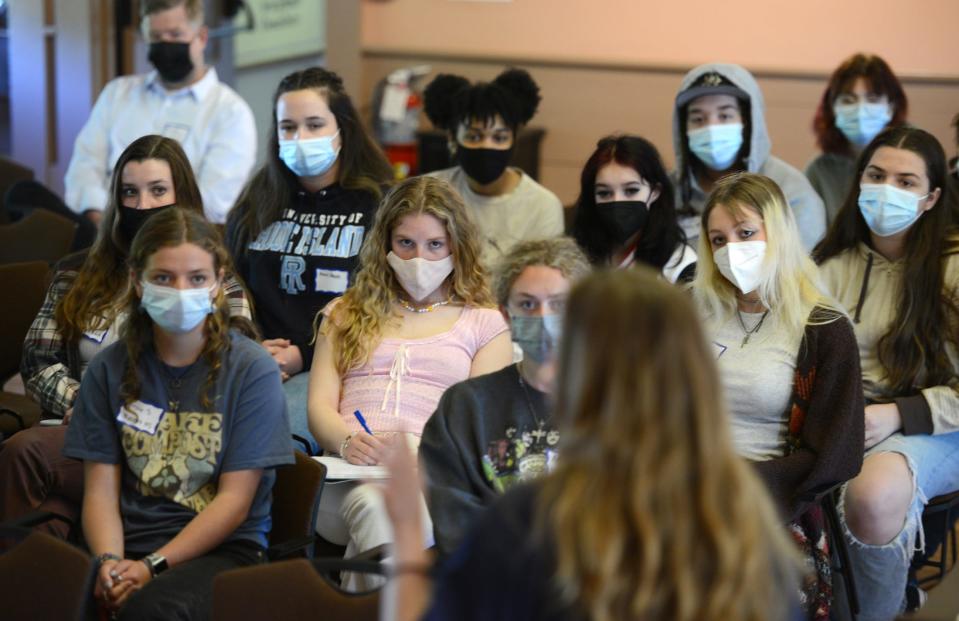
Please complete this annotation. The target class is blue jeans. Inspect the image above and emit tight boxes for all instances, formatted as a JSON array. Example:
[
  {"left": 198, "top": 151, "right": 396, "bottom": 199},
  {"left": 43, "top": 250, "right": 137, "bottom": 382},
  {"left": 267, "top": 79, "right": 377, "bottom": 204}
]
[
  {"left": 282, "top": 372, "right": 319, "bottom": 454},
  {"left": 839, "top": 430, "right": 959, "bottom": 620}
]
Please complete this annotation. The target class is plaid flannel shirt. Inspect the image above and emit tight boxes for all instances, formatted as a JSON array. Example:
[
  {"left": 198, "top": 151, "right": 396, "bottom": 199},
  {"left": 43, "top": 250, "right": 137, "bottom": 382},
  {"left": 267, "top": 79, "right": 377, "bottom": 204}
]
[{"left": 21, "top": 265, "right": 252, "bottom": 418}]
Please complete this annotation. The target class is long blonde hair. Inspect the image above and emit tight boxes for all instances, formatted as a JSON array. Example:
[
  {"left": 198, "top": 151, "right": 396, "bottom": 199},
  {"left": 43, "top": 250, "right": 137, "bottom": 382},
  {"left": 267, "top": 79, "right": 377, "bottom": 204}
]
[
  {"left": 692, "top": 172, "right": 839, "bottom": 336},
  {"left": 540, "top": 268, "right": 800, "bottom": 621},
  {"left": 326, "top": 176, "right": 493, "bottom": 374}
]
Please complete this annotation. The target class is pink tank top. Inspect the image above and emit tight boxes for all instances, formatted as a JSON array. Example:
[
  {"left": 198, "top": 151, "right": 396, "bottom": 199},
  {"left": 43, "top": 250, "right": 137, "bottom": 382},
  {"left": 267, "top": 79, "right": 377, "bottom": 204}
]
[{"left": 338, "top": 306, "right": 508, "bottom": 436}]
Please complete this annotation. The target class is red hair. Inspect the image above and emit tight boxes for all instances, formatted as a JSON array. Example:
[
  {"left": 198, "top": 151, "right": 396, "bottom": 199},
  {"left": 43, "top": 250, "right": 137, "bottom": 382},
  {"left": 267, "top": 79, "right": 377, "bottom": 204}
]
[{"left": 812, "top": 53, "right": 908, "bottom": 155}]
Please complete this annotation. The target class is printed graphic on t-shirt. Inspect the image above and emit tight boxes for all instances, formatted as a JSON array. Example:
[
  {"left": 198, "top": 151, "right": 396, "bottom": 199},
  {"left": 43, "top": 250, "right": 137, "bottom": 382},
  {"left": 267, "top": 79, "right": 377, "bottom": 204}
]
[
  {"left": 482, "top": 425, "right": 559, "bottom": 493},
  {"left": 120, "top": 410, "right": 223, "bottom": 513},
  {"left": 248, "top": 208, "right": 368, "bottom": 296}
]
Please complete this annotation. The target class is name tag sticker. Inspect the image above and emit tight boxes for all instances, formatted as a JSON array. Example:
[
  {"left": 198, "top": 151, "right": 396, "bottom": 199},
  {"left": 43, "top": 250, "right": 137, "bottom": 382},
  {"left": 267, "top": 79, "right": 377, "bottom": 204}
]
[
  {"left": 713, "top": 341, "right": 728, "bottom": 359},
  {"left": 314, "top": 269, "right": 348, "bottom": 294},
  {"left": 117, "top": 401, "right": 165, "bottom": 435},
  {"left": 83, "top": 329, "right": 108, "bottom": 344},
  {"left": 161, "top": 122, "right": 190, "bottom": 144}
]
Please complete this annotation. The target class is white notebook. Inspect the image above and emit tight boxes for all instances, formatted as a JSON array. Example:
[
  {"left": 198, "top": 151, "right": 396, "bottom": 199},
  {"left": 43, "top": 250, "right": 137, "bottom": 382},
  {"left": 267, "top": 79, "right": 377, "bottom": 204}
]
[{"left": 314, "top": 455, "right": 390, "bottom": 480}]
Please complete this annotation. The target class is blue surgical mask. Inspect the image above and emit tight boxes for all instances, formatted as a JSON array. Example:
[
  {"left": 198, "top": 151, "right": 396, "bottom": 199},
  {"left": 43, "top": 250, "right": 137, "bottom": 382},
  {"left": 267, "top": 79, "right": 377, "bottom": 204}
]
[
  {"left": 140, "top": 281, "right": 215, "bottom": 334},
  {"left": 509, "top": 314, "right": 563, "bottom": 363},
  {"left": 834, "top": 102, "right": 892, "bottom": 147},
  {"left": 857, "top": 183, "right": 929, "bottom": 237},
  {"left": 687, "top": 123, "right": 744, "bottom": 171},
  {"left": 279, "top": 131, "right": 341, "bottom": 177}
]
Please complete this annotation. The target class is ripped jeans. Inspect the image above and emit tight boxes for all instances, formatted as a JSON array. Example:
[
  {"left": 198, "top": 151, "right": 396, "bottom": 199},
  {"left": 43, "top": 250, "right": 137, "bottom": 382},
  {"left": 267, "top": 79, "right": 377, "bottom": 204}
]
[{"left": 840, "top": 431, "right": 959, "bottom": 620}]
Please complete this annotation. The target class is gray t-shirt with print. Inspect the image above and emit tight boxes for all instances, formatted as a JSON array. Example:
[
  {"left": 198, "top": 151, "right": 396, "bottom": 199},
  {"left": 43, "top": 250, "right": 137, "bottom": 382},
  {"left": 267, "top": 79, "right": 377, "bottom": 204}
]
[{"left": 64, "top": 331, "right": 293, "bottom": 552}]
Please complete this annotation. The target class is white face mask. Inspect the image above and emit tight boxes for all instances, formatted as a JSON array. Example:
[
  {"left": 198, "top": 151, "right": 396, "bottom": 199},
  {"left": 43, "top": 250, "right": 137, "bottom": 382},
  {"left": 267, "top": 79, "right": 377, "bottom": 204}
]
[
  {"left": 713, "top": 240, "right": 766, "bottom": 295},
  {"left": 140, "top": 281, "right": 215, "bottom": 334},
  {"left": 387, "top": 251, "right": 454, "bottom": 302}
]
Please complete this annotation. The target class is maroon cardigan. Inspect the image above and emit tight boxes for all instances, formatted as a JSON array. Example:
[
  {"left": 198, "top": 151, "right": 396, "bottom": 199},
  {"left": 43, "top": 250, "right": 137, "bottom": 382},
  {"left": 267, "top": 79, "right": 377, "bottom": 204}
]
[{"left": 753, "top": 309, "right": 865, "bottom": 522}]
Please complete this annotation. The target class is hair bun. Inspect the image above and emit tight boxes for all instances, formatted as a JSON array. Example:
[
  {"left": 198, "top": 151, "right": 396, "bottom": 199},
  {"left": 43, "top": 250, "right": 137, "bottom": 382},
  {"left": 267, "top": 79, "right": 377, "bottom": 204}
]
[
  {"left": 424, "top": 74, "right": 471, "bottom": 131},
  {"left": 493, "top": 68, "right": 541, "bottom": 124}
]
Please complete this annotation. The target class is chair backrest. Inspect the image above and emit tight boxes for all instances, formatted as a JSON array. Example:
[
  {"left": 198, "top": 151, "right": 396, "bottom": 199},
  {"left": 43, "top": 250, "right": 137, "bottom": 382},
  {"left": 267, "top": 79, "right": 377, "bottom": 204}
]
[
  {"left": 0, "top": 261, "right": 49, "bottom": 380},
  {"left": 0, "top": 157, "right": 34, "bottom": 225},
  {"left": 0, "top": 209, "right": 77, "bottom": 265},
  {"left": 212, "top": 558, "right": 380, "bottom": 621},
  {"left": 0, "top": 529, "right": 95, "bottom": 621},
  {"left": 269, "top": 451, "right": 327, "bottom": 558}
]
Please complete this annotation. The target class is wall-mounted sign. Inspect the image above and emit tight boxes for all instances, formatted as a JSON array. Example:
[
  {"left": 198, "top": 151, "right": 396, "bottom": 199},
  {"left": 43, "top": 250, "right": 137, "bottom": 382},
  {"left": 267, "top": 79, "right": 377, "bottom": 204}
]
[{"left": 235, "top": 0, "right": 326, "bottom": 68}]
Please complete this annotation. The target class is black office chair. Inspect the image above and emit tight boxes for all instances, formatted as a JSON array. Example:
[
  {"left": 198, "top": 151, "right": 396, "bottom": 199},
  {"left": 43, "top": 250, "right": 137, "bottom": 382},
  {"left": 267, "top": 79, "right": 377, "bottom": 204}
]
[
  {"left": 819, "top": 484, "right": 860, "bottom": 620},
  {"left": 911, "top": 490, "right": 959, "bottom": 587}
]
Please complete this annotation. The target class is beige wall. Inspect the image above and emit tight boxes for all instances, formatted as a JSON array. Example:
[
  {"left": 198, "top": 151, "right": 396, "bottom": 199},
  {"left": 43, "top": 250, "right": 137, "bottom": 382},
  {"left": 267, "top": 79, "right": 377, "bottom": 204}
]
[
  {"left": 361, "top": 0, "right": 959, "bottom": 78},
  {"left": 359, "top": 55, "right": 959, "bottom": 205},
  {"left": 355, "top": 1, "right": 959, "bottom": 206}
]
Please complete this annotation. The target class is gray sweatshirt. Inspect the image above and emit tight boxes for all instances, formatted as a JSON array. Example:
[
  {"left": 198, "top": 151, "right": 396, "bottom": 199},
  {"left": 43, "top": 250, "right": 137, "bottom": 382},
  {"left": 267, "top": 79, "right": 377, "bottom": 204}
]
[{"left": 671, "top": 63, "right": 827, "bottom": 251}]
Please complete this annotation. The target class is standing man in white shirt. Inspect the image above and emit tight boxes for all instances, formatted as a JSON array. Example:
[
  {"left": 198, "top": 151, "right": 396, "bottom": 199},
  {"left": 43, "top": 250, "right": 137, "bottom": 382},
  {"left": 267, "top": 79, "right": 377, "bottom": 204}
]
[{"left": 64, "top": 0, "right": 256, "bottom": 225}]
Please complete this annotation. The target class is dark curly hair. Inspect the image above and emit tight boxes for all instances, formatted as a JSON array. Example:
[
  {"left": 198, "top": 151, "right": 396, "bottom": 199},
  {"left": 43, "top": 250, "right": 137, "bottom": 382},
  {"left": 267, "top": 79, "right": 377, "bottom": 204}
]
[{"left": 424, "top": 68, "right": 541, "bottom": 134}]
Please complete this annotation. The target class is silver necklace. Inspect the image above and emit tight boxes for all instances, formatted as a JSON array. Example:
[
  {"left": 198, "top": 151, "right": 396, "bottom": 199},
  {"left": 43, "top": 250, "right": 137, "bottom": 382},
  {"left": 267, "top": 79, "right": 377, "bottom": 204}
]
[
  {"left": 736, "top": 309, "right": 769, "bottom": 348},
  {"left": 396, "top": 295, "right": 453, "bottom": 314},
  {"left": 517, "top": 366, "right": 547, "bottom": 433}
]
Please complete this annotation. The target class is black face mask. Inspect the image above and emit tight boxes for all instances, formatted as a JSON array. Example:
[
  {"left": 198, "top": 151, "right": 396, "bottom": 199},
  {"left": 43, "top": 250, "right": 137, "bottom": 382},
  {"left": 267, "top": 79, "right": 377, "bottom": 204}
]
[
  {"left": 119, "top": 205, "right": 174, "bottom": 245},
  {"left": 457, "top": 145, "right": 513, "bottom": 185},
  {"left": 148, "top": 41, "right": 194, "bottom": 83},
  {"left": 596, "top": 201, "right": 649, "bottom": 244}
]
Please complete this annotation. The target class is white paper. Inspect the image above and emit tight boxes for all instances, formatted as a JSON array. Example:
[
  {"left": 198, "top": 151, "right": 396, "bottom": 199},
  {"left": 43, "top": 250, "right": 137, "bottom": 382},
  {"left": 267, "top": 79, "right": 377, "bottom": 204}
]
[
  {"left": 380, "top": 83, "right": 410, "bottom": 122},
  {"left": 315, "top": 455, "right": 390, "bottom": 480}
]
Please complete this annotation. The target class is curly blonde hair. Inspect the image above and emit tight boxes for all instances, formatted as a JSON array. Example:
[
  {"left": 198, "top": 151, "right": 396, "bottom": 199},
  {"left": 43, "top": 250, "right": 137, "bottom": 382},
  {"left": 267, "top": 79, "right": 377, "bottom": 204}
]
[
  {"left": 326, "top": 176, "right": 493, "bottom": 374},
  {"left": 541, "top": 268, "right": 800, "bottom": 621}
]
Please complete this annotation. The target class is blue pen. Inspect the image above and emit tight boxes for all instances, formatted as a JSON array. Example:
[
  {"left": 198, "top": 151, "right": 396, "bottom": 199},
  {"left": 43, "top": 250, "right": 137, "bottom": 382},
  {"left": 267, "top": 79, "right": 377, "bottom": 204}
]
[{"left": 353, "top": 410, "right": 374, "bottom": 436}]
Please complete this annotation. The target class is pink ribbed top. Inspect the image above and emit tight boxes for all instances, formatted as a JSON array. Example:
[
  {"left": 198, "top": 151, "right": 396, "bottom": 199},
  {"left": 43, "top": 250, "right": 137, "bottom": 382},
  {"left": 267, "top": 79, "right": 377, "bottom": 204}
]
[{"left": 337, "top": 306, "right": 508, "bottom": 437}]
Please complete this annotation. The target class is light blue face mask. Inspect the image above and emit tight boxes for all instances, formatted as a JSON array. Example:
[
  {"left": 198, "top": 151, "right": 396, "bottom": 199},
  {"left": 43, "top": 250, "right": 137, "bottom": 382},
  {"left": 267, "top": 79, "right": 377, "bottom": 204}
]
[
  {"left": 509, "top": 314, "right": 563, "bottom": 364},
  {"left": 140, "top": 281, "right": 214, "bottom": 334},
  {"left": 834, "top": 102, "right": 892, "bottom": 147},
  {"left": 278, "top": 131, "right": 341, "bottom": 177},
  {"left": 857, "top": 183, "right": 929, "bottom": 237},
  {"left": 687, "top": 123, "right": 744, "bottom": 171}
]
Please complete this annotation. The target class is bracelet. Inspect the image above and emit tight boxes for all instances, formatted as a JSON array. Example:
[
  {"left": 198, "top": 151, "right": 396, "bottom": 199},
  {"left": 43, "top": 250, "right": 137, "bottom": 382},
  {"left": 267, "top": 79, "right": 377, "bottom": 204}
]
[
  {"left": 95, "top": 552, "right": 121, "bottom": 566},
  {"left": 339, "top": 433, "right": 353, "bottom": 457}
]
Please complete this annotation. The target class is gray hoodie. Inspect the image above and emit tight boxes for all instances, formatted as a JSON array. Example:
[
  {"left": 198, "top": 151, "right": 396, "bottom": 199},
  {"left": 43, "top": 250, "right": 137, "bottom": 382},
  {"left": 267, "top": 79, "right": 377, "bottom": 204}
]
[{"left": 671, "top": 63, "right": 827, "bottom": 251}]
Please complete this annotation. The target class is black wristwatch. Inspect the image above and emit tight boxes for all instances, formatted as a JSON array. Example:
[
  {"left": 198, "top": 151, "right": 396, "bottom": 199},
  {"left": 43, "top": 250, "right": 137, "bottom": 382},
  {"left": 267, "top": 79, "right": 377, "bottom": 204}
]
[{"left": 142, "top": 552, "right": 168, "bottom": 577}]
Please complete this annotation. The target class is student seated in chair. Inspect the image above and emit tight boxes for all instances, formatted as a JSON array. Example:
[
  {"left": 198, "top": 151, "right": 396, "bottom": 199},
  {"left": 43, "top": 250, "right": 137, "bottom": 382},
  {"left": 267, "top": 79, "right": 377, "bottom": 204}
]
[
  {"left": 0, "top": 136, "right": 252, "bottom": 540},
  {"left": 306, "top": 176, "right": 512, "bottom": 589},
  {"left": 64, "top": 208, "right": 292, "bottom": 620},
  {"left": 420, "top": 237, "right": 591, "bottom": 556},
  {"left": 382, "top": 268, "right": 803, "bottom": 621}
]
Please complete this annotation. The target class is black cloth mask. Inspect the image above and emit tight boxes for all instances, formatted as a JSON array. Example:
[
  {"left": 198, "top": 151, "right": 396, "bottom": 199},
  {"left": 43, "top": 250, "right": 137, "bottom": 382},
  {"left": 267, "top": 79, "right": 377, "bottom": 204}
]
[
  {"left": 596, "top": 200, "right": 649, "bottom": 244},
  {"left": 457, "top": 145, "right": 513, "bottom": 185},
  {"left": 119, "top": 205, "right": 174, "bottom": 245},
  {"left": 148, "top": 41, "right": 194, "bottom": 83}
]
